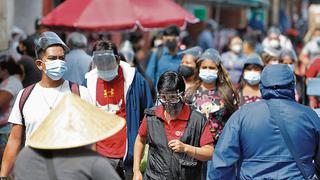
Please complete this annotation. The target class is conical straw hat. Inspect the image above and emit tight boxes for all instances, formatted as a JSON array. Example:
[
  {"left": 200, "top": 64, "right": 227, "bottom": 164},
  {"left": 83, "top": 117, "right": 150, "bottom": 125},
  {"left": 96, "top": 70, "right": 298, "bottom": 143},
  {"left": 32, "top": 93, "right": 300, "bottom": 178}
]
[{"left": 27, "top": 93, "right": 125, "bottom": 150}]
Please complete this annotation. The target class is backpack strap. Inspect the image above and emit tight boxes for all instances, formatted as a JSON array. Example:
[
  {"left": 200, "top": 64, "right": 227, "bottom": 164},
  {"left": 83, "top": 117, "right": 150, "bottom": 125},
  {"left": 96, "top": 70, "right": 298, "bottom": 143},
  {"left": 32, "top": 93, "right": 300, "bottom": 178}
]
[
  {"left": 19, "top": 82, "right": 80, "bottom": 126},
  {"left": 19, "top": 84, "right": 36, "bottom": 126},
  {"left": 19, "top": 84, "right": 36, "bottom": 148},
  {"left": 68, "top": 81, "right": 80, "bottom": 96}
]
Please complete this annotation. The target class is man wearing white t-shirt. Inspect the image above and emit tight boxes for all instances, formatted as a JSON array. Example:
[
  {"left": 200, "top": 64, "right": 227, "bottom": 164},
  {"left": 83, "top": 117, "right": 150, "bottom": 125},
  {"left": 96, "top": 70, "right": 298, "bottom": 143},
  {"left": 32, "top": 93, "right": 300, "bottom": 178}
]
[{"left": 0, "top": 31, "right": 92, "bottom": 178}]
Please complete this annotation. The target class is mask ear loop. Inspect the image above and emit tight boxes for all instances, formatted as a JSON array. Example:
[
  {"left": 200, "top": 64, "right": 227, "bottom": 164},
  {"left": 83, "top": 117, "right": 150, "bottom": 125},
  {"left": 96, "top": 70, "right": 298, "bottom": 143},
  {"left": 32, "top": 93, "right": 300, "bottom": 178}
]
[
  {"left": 156, "top": 93, "right": 163, "bottom": 106},
  {"left": 177, "top": 91, "right": 185, "bottom": 104}
]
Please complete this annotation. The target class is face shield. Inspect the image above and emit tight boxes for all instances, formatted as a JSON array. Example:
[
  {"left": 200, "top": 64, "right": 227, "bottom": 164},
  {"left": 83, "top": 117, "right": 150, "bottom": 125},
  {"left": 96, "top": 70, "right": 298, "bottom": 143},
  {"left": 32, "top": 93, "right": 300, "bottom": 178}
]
[
  {"left": 120, "top": 40, "right": 135, "bottom": 63},
  {"left": 197, "top": 48, "right": 221, "bottom": 65},
  {"left": 157, "top": 91, "right": 184, "bottom": 104},
  {"left": 92, "top": 50, "right": 118, "bottom": 71},
  {"left": 35, "top": 31, "right": 69, "bottom": 58},
  {"left": 157, "top": 91, "right": 184, "bottom": 117}
]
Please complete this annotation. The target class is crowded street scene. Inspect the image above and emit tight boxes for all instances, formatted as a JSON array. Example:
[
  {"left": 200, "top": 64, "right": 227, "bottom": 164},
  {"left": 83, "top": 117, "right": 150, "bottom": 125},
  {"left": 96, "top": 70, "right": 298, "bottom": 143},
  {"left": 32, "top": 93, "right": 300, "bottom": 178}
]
[{"left": 0, "top": 0, "right": 320, "bottom": 179}]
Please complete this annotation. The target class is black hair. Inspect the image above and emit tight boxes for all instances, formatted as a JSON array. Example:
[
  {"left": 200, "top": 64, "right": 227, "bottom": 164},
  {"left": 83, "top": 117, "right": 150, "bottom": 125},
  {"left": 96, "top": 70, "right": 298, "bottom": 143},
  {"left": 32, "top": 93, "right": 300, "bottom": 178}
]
[
  {"left": 21, "top": 36, "right": 36, "bottom": 57},
  {"left": 163, "top": 25, "right": 180, "bottom": 37},
  {"left": 93, "top": 40, "right": 119, "bottom": 56},
  {"left": 0, "top": 56, "right": 23, "bottom": 76},
  {"left": 157, "top": 71, "right": 185, "bottom": 93},
  {"left": 36, "top": 48, "right": 45, "bottom": 59},
  {"left": 34, "top": 18, "right": 41, "bottom": 31},
  {"left": 244, "top": 64, "right": 263, "bottom": 71},
  {"left": 36, "top": 44, "right": 65, "bottom": 59}
]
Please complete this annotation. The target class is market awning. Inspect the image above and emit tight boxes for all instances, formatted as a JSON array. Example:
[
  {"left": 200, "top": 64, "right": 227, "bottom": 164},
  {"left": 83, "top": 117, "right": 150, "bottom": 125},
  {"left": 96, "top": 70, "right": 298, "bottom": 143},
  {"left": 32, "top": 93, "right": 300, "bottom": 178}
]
[
  {"left": 41, "top": 0, "right": 199, "bottom": 31},
  {"left": 188, "top": 0, "right": 270, "bottom": 8}
]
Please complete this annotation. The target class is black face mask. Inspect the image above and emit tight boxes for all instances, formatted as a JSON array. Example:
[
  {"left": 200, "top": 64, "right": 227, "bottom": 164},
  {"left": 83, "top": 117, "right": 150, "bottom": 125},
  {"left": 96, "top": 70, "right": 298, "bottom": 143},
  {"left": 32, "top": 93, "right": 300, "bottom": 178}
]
[
  {"left": 166, "top": 39, "right": 177, "bottom": 52},
  {"left": 162, "top": 101, "right": 183, "bottom": 117},
  {"left": 16, "top": 46, "right": 24, "bottom": 55},
  {"left": 179, "top": 65, "right": 194, "bottom": 79}
]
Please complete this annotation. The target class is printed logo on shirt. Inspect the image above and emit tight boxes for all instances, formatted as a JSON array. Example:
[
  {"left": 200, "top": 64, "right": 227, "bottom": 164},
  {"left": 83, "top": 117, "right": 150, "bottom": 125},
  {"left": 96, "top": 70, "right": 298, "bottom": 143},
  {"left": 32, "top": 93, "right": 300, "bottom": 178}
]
[
  {"left": 175, "top": 131, "right": 184, "bottom": 137},
  {"left": 96, "top": 99, "right": 123, "bottom": 114},
  {"left": 104, "top": 89, "right": 115, "bottom": 97}
]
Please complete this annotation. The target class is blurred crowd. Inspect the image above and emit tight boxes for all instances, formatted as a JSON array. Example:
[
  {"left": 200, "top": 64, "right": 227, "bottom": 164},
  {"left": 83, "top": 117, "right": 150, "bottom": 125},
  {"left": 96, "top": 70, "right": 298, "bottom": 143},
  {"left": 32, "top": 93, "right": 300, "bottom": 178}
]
[{"left": 0, "top": 18, "right": 319, "bottom": 180}]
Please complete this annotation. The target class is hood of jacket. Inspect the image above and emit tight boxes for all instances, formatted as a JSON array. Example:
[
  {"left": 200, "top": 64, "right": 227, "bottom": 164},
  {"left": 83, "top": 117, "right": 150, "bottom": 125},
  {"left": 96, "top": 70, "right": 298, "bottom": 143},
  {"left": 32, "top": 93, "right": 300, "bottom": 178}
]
[{"left": 260, "top": 64, "right": 295, "bottom": 101}]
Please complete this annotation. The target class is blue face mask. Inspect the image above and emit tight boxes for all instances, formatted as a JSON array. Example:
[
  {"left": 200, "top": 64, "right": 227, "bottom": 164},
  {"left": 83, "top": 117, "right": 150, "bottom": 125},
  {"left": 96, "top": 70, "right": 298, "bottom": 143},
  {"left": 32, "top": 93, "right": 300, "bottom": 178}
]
[
  {"left": 44, "top": 60, "right": 67, "bottom": 81},
  {"left": 97, "top": 66, "right": 118, "bottom": 82},
  {"left": 244, "top": 71, "right": 261, "bottom": 85},
  {"left": 287, "top": 64, "right": 295, "bottom": 72},
  {"left": 199, "top": 69, "right": 218, "bottom": 83}
]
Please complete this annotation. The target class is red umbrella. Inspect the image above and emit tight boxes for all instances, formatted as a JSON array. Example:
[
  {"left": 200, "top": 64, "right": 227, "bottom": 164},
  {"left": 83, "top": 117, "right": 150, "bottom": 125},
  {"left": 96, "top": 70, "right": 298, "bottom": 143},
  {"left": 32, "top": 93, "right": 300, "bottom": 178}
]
[{"left": 41, "top": 0, "right": 198, "bottom": 31}]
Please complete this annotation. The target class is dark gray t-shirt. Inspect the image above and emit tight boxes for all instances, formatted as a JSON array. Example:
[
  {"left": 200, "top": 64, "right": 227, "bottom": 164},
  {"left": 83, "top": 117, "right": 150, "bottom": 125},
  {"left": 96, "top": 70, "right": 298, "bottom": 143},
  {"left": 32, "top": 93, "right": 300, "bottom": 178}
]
[{"left": 14, "top": 146, "right": 121, "bottom": 180}]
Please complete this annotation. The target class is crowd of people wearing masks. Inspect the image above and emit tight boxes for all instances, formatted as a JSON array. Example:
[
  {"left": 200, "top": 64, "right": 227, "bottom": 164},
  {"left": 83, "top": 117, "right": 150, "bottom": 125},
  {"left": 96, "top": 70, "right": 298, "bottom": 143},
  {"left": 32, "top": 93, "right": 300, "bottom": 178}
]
[{"left": 0, "top": 20, "right": 319, "bottom": 180}]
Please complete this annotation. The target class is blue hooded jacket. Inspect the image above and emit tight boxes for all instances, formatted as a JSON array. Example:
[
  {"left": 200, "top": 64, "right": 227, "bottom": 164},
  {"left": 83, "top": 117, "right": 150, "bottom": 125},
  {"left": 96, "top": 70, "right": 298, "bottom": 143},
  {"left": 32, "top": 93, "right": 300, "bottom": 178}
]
[{"left": 208, "top": 65, "right": 320, "bottom": 179}]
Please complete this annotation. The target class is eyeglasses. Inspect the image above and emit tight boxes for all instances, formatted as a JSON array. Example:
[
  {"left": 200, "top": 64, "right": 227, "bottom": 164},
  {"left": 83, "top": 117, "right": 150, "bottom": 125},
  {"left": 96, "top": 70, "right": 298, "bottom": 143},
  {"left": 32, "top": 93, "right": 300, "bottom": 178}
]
[{"left": 158, "top": 92, "right": 183, "bottom": 104}]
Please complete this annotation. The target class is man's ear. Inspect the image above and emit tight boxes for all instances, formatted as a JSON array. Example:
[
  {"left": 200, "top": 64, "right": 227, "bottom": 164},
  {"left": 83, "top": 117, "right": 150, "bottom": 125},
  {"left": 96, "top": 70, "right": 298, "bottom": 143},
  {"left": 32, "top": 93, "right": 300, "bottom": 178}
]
[{"left": 35, "top": 59, "right": 44, "bottom": 71}]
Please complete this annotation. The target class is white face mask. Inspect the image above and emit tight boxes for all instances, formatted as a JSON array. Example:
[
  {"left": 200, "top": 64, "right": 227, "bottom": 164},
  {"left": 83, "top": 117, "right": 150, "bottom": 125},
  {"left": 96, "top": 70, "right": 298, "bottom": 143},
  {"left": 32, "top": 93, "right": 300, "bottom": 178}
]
[
  {"left": 199, "top": 69, "right": 218, "bottom": 83},
  {"left": 44, "top": 60, "right": 68, "bottom": 81},
  {"left": 269, "top": 60, "right": 279, "bottom": 65},
  {"left": 312, "top": 36, "right": 320, "bottom": 42},
  {"left": 97, "top": 66, "right": 119, "bottom": 82},
  {"left": 231, "top": 44, "right": 242, "bottom": 53},
  {"left": 244, "top": 71, "right": 261, "bottom": 85},
  {"left": 270, "top": 39, "right": 280, "bottom": 49},
  {"left": 287, "top": 64, "right": 295, "bottom": 72},
  {"left": 154, "top": 39, "right": 163, "bottom": 47}
]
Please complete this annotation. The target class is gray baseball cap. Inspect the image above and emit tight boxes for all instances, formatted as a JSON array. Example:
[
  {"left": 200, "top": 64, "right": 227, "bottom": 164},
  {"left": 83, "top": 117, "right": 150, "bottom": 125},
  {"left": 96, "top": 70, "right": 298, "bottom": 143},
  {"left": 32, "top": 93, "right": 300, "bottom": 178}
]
[
  {"left": 263, "top": 47, "right": 281, "bottom": 58},
  {"left": 268, "top": 26, "right": 281, "bottom": 36},
  {"left": 280, "top": 49, "right": 298, "bottom": 62},
  {"left": 244, "top": 54, "right": 264, "bottom": 67}
]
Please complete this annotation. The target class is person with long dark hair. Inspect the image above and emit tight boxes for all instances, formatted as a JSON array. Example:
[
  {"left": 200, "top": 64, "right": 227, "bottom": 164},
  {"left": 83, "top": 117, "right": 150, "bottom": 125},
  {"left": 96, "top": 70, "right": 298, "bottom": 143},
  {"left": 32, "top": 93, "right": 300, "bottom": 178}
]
[
  {"left": 187, "top": 49, "right": 239, "bottom": 136},
  {"left": 178, "top": 46, "right": 202, "bottom": 90},
  {"left": 186, "top": 48, "right": 239, "bottom": 179}
]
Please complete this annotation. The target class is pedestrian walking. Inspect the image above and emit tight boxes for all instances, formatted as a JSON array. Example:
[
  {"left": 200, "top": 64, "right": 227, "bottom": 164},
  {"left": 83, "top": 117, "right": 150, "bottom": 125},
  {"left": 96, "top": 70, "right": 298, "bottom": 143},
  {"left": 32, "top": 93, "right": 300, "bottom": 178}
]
[
  {"left": 84, "top": 40, "right": 153, "bottom": 179},
  {"left": 208, "top": 64, "right": 320, "bottom": 179},
  {"left": 178, "top": 46, "right": 202, "bottom": 90},
  {"left": 133, "top": 71, "right": 214, "bottom": 180},
  {"left": 239, "top": 55, "right": 264, "bottom": 105},
  {"left": 0, "top": 31, "right": 92, "bottom": 178},
  {"left": 13, "top": 93, "right": 122, "bottom": 180}
]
